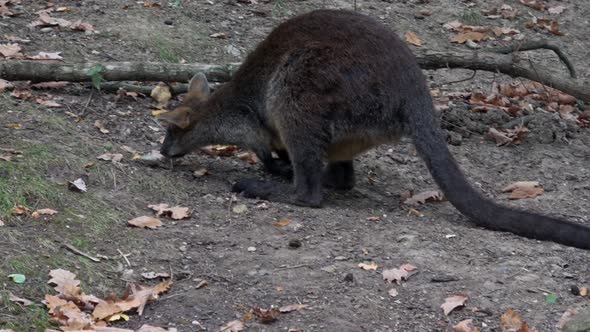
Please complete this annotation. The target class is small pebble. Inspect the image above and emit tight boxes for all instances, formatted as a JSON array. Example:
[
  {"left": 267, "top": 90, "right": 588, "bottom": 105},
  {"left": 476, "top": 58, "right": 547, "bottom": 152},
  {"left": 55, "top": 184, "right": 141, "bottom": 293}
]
[
  {"left": 343, "top": 273, "right": 354, "bottom": 283},
  {"left": 164, "top": 19, "right": 174, "bottom": 25},
  {"left": 247, "top": 246, "right": 256, "bottom": 252}
]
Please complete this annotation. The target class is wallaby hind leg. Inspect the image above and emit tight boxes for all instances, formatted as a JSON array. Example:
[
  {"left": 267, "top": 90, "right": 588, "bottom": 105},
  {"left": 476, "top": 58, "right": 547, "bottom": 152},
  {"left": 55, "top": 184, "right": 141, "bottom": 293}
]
[
  {"left": 233, "top": 133, "right": 325, "bottom": 207},
  {"left": 255, "top": 147, "right": 293, "bottom": 178},
  {"left": 323, "top": 161, "right": 355, "bottom": 190}
]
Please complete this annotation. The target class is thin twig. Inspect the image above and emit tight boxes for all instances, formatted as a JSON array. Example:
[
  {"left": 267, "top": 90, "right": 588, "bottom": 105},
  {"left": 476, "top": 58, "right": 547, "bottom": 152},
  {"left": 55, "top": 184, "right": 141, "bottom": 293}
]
[
  {"left": 276, "top": 264, "right": 311, "bottom": 270},
  {"left": 62, "top": 243, "right": 101, "bottom": 262},
  {"left": 117, "top": 248, "right": 131, "bottom": 266},
  {"left": 78, "top": 89, "right": 94, "bottom": 119},
  {"left": 440, "top": 70, "right": 477, "bottom": 86}
]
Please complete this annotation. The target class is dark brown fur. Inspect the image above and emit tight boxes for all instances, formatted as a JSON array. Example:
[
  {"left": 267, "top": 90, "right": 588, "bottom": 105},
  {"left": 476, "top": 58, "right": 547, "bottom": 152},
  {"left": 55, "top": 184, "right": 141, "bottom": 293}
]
[{"left": 158, "top": 10, "right": 590, "bottom": 249}]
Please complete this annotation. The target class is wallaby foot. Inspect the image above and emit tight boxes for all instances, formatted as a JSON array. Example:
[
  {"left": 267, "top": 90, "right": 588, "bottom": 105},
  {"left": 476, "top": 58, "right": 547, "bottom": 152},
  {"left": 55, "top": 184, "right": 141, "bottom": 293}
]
[
  {"left": 232, "top": 178, "right": 321, "bottom": 207},
  {"left": 323, "top": 161, "right": 355, "bottom": 190}
]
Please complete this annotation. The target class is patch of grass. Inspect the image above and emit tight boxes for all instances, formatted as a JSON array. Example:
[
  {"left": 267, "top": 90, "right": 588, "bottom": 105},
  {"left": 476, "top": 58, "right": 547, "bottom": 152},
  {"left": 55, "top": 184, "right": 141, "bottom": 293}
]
[
  {"left": 152, "top": 34, "right": 181, "bottom": 63},
  {"left": 460, "top": 9, "right": 483, "bottom": 24},
  {"left": 0, "top": 293, "right": 53, "bottom": 332}
]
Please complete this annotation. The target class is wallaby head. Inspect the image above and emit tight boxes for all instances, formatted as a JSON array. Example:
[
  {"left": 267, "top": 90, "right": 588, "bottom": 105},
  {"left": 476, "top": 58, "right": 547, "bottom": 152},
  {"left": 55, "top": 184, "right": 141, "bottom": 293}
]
[{"left": 157, "top": 73, "right": 213, "bottom": 158}]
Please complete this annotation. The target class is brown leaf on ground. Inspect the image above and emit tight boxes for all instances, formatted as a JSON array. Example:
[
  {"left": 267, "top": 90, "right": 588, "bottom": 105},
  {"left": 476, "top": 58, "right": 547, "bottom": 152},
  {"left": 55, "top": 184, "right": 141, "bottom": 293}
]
[
  {"left": 10, "top": 89, "right": 33, "bottom": 100},
  {"left": 0, "top": 43, "right": 23, "bottom": 58},
  {"left": 519, "top": 0, "right": 545, "bottom": 11},
  {"left": 237, "top": 151, "right": 258, "bottom": 164},
  {"left": 148, "top": 203, "right": 191, "bottom": 220},
  {"left": 8, "top": 291, "right": 33, "bottom": 306},
  {"left": 251, "top": 306, "right": 281, "bottom": 323},
  {"left": 548, "top": 6, "right": 566, "bottom": 14},
  {"left": 128, "top": 216, "right": 162, "bottom": 229},
  {"left": 48, "top": 268, "right": 81, "bottom": 297},
  {"left": 487, "top": 126, "right": 528, "bottom": 146},
  {"left": 502, "top": 181, "right": 544, "bottom": 199},
  {"left": 69, "top": 178, "right": 88, "bottom": 192},
  {"left": 404, "top": 31, "right": 422, "bottom": 46},
  {"left": 279, "top": 304, "right": 308, "bottom": 313},
  {"left": 115, "top": 281, "right": 172, "bottom": 315},
  {"left": 404, "top": 190, "right": 443, "bottom": 205},
  {"left": 35, "top": 97, "right": 62, "bottom": 107},
  {"left": 97, "top": 153, "right": 124, "bottom": 163},
  {"left": 201, "top": 145, "right": 238, "bottom": 157},
  {"left": 136, "top": 325, "right": 178, "bottom": 332},
  {"left": 500, "top": 309, "right": 539, "bottom": 332},
  {"left": 219, "top": 320, "right": 244, "bottom": 332},
  {"left": 454, "top": 319, "right": 479, "bottom": 332},
  {"left": 92, "top": 300, "right": 123, "bottom": 320},
  {"left": 383, "top": 268, "right": 408, "bottom": 285},
  {"left": 94, "top": 120, "right": 110, "bottom": 134},
  {"left": 31, "top": 208, "right": 58, "bottom": 218},
  {"left": 441, "top": 295, "right": 468, "bottom": 316},
  {"left": 70, "top": 20, "right": 94, "bottom": 31},
  {"left": 10, "top": 205, "right": 29, "bottom": 215},
  {"left": 150, "top": 83, "right": 172, "bottom": 108},
  {"left": 451, "top": 32, "right": 489, "bottom": 43},
  {"left": 141, "top": 272, "right": 171, "bottom": 280},
  {"left": 27, "top": 52, "right": 63, "bottom": 60},
  {"left": 0, "top": 155, "right": 11, "bottom": 161},
  {"left": 358, "top": 261, "right": 378, "bottom": 271}
]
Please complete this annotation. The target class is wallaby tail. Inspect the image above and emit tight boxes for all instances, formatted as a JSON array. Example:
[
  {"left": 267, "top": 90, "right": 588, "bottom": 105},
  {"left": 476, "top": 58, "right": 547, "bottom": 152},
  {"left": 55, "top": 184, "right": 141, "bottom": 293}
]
[{"left": 405, "top": 95, "right": 590, "bottom": 250}]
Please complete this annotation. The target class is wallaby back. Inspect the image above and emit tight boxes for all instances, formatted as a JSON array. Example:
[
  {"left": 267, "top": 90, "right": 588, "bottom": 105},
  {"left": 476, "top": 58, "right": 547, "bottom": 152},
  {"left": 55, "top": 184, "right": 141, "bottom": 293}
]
[{"left": 159, "top": 9, "right": 590, "bottom": 250}]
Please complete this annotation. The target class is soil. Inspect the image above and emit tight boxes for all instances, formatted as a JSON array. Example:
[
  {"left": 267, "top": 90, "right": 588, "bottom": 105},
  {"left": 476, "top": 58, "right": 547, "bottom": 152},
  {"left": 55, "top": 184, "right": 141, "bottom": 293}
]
[{"left": 1, "top": 0, "right": 590, "bottom": 331}]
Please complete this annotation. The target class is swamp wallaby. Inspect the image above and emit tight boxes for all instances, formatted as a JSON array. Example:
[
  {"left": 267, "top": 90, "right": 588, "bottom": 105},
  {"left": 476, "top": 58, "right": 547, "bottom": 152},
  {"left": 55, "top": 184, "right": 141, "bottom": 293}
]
[{"left": 157, "top": 9, "right": 590, "bottom": 249}]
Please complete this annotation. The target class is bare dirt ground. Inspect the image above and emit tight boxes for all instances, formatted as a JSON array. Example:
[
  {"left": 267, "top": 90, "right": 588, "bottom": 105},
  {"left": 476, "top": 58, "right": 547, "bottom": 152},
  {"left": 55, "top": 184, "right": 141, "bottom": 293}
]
[{"left": 1, "top": 0, "right": 590, "bottom": 331}]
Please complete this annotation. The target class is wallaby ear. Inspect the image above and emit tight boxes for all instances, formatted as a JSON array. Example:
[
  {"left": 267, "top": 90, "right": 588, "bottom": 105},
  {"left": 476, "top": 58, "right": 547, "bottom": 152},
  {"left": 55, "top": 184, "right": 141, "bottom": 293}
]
[
  {"left": 187, "top": 72, "right": 210, "bottom": 99},
  {"left": 157, "top": 107, "right": 191, "bottom": 129}
]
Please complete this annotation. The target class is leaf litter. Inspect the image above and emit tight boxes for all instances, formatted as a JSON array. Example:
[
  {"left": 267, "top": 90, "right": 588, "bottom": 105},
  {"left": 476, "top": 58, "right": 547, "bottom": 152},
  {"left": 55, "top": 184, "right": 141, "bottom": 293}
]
[{"left": 44, "top": 268, "right": 172, "bottom": 331}]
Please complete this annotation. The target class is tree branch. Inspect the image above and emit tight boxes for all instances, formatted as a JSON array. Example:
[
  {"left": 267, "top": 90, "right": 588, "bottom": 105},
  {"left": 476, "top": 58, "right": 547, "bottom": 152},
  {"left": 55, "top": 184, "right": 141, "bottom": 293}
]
[{"left": 0, "top": 42, "right": 588, "bottom": 102}]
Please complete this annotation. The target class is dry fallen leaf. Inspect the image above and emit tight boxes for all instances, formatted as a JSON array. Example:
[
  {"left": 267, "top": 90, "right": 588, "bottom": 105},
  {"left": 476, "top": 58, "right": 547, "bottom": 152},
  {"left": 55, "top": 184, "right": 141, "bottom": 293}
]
[
  {"left": 27, "top": 52, "right": 63, "bottom": 60},
  {"left": 404, "top": 31, "right": 422, "bottom": 47},
  {"left": 388, "top": 288, "right": 398, "bottom": 297},
  {"left": 10, "top": 205, "right": 29, "bottom": 215},
  {"left": 454, "top": 319, "right": 479, "bottom": 332},
  {"left": 97, "top": 153, "right": 124, "bottom": 163},
  {"left": 69, "top": 178, "right": 87, "bottom": 192},
  {"left": 150, "top": 83, "right": 172, "bottom": 108},
  {"left": 358, "top": 261, "right": 378, "bottom": 271},
  {"left": 441, "top": 295, "right": 468, "bottom": 316},
  {"left": 273, "top": 218, "right": 293, "bottom": 227},
  {"left": 500, "top": 309, "right": 538, "bottom": 332},
  {"left": 148, "top": 203, "right": 191, "bottom": 220},
  {"left": 382, "top": 264, "right": 417, "bottom": 285},
  {"left": 31, "top": 208, "right": 58, "bottom": 218},
  {"left": 0, "top": 43, "right": 23, "bottom": 58},
  {"left": 136, "top": 325, "right": 178, "bottom": 332},
  {"left": 35, "top": 97, "right": 62, "bottom": 107},
  {"left": 48, "top": 268, "right": 81, "bottom": 297},
  {"left": 128, "top": 216, "right": 163, "bottom": 229},
  {"left": 279, "top": 304, "right": 308, "bottom": 313},
  {"left": 548, "top": 6, "right": 566, "bottom": 14},
  {"left": 502, "top": 181, "right": 544, "bottom": 199},
  {"left": 8, "top": 291, "right": 33, "bottom": 306},
  {"left": 404, "top": 190, "right": 443, "bottom": 205},
  {"left": 451, "top": 32, "right": 489, "bottom": 43},
  {"left": 219, "top": 320, "right": 244, "bottom": 332},
  {"left": 251, "top": 306, "right": 281, "bottom": 323},
  {"left": 0, "top": 78, "right": 14, "bottom": 92},
  {"left": 141, "top": 272, "right": 171, "bottom": 280},
  {"left": 94, "top": 120, "right": 110, "bottom": 134}
]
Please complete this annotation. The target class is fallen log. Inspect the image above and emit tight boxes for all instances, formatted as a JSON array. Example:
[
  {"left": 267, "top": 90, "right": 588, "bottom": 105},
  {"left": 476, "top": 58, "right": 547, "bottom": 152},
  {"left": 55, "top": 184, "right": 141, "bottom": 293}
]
[{"left": 1, "top": 40, "right": 588, "bottom": 101}]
